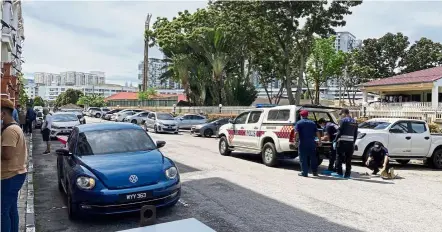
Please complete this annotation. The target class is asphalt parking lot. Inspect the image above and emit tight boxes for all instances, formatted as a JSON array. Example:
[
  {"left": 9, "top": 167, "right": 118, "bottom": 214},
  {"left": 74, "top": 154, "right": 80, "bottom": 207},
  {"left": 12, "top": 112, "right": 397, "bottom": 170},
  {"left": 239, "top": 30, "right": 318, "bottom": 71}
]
[{"left": 32, "top": 117, "right": 442, "bottom": 232}]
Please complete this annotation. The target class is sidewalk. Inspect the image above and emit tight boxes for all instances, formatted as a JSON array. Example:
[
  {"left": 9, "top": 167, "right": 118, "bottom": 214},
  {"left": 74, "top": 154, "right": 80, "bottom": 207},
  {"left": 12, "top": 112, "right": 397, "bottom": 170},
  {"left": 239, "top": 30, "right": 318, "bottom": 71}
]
[{"left": 18, "top": 134, "right": 36, "bottom": 232}]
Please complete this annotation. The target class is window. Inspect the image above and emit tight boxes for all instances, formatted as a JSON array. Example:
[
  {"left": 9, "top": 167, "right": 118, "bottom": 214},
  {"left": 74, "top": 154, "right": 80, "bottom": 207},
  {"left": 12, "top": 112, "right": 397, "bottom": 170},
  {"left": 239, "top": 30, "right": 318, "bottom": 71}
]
[
  {"left": 410, "top": 122, "right": 427, "bottom": 133},
  {"left": 389, "top": 122, "right": 409, "bottom": 134},
  {"left": 139, "top": 112, "right": 149, "bottom": 117},
  {"left": 53, "top": 114, "right": 79, "bottom": 122},
  {"left": 359, "top": 121, "right": 391, "bottom": 130},
  {"left": 267, "top": 110, "right": 290, "bottom": 121},
  {"left": 68, "top": 130, "right": 78, "bottom": 153},
  {"left": 234, "top": 112, "right": 249, "bottom": 124},
  {"left": 76, "top": 129, "right": 156, "bottom": 156},
  {"left": 247, "top": 111, "right": 262, "bottom": 124},
  {"left": 148, "top": 113, "right": 155, "bottom": 119},
  {"left": 183, "top": 115, "right": 193, "bottom": 120},
  {"left": 192, "top": 115, "right": 205, "bottom": 120},
  {"left": 157, "top": 113, "right": 174, "bottom": 120}
]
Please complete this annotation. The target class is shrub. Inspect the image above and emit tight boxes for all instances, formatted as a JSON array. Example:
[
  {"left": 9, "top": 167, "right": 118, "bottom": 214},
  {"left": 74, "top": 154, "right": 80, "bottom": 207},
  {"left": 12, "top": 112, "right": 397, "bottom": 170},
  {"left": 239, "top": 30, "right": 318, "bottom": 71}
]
[
  {"left": 207, "top": 114, "right": 237, "bottom": 121},
  {"left": 428, "top": 123, "right": 442, "bottom": 133}
]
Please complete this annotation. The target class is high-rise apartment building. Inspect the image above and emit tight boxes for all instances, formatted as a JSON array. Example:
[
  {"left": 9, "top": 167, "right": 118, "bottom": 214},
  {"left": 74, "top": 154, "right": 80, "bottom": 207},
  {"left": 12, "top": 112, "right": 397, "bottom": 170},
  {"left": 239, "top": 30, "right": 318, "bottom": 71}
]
[
  {"left": 33, "top": 71, "right": 106, "bottom": 86},
  {"left": 138, "top": 59, "right": 181, "bottom": 90}
]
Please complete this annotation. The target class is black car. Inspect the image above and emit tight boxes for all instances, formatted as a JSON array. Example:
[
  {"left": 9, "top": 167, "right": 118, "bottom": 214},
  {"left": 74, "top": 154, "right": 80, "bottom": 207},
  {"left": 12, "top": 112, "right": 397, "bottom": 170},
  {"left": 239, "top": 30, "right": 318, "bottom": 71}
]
[{"left": 191, "top": 118, "right": 230, "bottom": 137}]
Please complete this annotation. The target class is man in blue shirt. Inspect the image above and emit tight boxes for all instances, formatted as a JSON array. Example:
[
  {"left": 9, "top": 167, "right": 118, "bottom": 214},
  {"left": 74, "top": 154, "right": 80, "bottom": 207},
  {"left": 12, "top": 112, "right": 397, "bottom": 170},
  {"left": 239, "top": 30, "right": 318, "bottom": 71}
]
[
  {"left": 12, "top": 104, "right": 19, "bottom": 122},
  {"left": 295, "top": 110, "right": 322, "bottom": 177},
  {"left": 318, "top": 118, "right": 338, "bottom": 171}
]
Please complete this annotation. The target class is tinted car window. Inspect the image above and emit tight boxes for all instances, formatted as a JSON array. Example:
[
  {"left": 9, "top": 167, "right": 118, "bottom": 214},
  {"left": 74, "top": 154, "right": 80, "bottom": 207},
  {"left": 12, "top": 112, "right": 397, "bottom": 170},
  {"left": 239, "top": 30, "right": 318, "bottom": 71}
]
[
  {"left": 157, "top": 113, "right": 174, "bottom": 120},
  {"left": 76, "top": 129, "right": 156, "bottom": 156},
  {"left": 192, "top": 115, "right": 205, "bottom": 120},
  {"left": 183, "top": 115, "right": 192, "bottom": 120},
  {"left": 234, "top": 112, "right": 249, "bottom": 124},
  {"left": 359, "top": 121, "right": 391, "bottom": 130},
  {"left": 390, "top": 122, "right": 409, "bottom": 133},
  {"left": 411, "top": 122, "right": 427, "bottom": 133},
  {"left": 247, "top": 111, "right": 262, "bottom": 124},
  {"left": 267, "top": 110, "right": 290, "bottom": 121}
]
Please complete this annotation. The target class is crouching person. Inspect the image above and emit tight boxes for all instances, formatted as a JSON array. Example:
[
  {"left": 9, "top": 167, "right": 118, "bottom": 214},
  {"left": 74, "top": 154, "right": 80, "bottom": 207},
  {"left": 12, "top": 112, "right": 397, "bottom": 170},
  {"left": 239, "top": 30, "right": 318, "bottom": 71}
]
[{"left": 365, "top": 142, "right": 395, "bottom": 178}]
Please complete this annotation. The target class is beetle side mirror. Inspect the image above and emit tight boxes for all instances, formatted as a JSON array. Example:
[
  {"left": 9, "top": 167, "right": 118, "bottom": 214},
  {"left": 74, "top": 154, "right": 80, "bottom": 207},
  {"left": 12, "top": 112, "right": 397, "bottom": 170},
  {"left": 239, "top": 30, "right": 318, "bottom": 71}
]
[
  {"left": 156, "top": 141, "right": 166, "bottom": 149},
  {"left": 56, "top": 148, "right": 71, "bottom": 156}
]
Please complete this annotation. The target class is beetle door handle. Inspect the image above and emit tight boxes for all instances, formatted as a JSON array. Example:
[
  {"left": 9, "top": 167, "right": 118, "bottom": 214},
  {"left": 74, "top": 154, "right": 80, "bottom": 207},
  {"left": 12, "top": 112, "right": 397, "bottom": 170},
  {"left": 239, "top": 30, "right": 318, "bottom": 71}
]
[
  {"left": 424, "top": 136, "right": 430, "bottom": 140},
  {"left": 405, "top": 136, "right": 411, "bottom": 140}
]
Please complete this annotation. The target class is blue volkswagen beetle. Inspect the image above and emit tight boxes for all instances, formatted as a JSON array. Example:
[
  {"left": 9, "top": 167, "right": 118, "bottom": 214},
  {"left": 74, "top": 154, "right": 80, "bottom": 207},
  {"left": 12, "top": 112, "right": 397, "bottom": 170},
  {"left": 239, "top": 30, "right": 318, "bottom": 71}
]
[{"left": 56, "top": 123, "right": 181, "bottom": 219}]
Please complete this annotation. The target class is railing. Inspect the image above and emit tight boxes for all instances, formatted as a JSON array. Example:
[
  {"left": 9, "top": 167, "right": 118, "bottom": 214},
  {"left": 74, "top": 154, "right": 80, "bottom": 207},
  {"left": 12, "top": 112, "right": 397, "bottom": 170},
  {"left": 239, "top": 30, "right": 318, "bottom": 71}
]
[{"left": 367, "top": 102, "right": 442, "bottom": 111}]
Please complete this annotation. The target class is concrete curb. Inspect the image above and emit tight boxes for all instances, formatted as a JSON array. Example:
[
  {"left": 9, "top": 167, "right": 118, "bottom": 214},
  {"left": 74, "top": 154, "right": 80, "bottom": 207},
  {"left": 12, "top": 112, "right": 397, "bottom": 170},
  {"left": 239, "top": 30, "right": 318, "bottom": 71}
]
[{"left": 25, "top": 134, "right": 36, "bottom": 232}]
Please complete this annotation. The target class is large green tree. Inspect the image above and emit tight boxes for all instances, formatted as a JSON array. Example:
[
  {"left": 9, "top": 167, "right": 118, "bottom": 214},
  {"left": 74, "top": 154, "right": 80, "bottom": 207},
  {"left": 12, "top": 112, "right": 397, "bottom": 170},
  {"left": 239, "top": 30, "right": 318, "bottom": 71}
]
[
  {"left": 55, "top": 89, "right": 83, "bottom": 107},
  {"left": 307, "top": 36, "right": 346, "bottom": 104},
  {"left": 33, "top": 96, "right": 45, "bottom": 107},
  {"left": 400, "top": 37, "right": 442, "bottom": 73}
]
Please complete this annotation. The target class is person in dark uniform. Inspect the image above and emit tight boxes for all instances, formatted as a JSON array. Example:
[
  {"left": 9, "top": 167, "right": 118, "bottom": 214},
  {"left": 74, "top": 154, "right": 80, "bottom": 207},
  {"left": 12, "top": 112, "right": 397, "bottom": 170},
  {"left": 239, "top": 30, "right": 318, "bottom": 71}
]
[
  {"left": 366, "top": 142, "right": 390, "bottom": 175},
  {"left": 333, "top": 108, "right": 358, "bottom": 178},
  {"left": 295, "top": 110, "right": 322, "bottom": 177},
  {"left": 318, "top": 118, "right": 339, "bottom": 171}
]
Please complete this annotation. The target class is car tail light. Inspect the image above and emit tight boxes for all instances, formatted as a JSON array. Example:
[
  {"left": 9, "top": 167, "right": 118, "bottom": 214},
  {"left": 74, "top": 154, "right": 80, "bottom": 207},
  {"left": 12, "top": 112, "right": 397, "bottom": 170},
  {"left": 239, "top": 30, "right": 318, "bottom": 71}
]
[{"left": 289, "top": 129, "right": 295, "bottom": 143}]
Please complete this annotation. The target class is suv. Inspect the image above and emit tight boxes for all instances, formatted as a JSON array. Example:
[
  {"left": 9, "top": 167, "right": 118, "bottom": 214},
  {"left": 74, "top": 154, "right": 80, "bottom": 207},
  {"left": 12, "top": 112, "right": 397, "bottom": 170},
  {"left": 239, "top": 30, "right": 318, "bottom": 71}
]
[
  {"left": 87, "top": 107, "right": 110, "bottom": 118},
  {"left": 217, "top": 105, "right": 340, "bottom": 167}
]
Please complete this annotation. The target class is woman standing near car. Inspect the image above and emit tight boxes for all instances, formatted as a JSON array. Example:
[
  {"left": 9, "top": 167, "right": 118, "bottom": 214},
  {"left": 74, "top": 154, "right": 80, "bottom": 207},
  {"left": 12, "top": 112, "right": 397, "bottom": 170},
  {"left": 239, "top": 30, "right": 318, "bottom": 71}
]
[{"left": 41, "top": 109, "right": 53, "bottom": 154}]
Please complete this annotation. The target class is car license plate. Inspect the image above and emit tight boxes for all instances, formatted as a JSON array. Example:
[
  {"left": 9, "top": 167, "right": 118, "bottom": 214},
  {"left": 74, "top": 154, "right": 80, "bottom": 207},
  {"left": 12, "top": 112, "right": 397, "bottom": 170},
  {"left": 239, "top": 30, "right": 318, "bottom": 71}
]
[{"left": 120, "top": 191, "right": 152, "bottom": 202}]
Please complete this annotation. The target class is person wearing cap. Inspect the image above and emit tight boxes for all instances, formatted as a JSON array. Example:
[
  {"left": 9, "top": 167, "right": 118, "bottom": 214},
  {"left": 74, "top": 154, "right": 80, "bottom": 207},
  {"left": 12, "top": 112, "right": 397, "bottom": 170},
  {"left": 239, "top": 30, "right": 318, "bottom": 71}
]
[
  {"left": 318, "top": 118, "right": 339, "bottom": 171},
  {"left": 295, "top": 110, "right": 322, "bottom": 177},
  {"left": 366, "top": 142, "right": 392, "bottom": 175},
  {"left": 333, "top": 108, "right": 358, "bottom": 178},
  {"left": 1, "top": 99, "right": 28, "bottom": 232}
]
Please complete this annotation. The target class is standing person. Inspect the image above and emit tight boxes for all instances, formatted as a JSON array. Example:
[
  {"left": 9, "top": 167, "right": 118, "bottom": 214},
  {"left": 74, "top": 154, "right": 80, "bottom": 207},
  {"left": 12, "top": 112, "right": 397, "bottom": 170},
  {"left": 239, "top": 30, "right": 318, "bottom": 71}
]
[
  {"left": 333, "top": 108, "right": 358, "bottom": 178},
  {"left": 41, "top": 110, "right": 53, "bottom": 154},
  {"left": 25, "top": 106, "right": 36, "bottom": 136},
  {"left": 318, "top": 118, "right": 339, "bottom": 171},
  {"left": 12, "top": 104, "right": 19, "bottom": 122},
  {"left": 18, "top": 107, "right": 27, "bottom": 132},
  {"left": 294, "top": 110, "right": 322, "bottom": 177},
  {"left": 1, "top": 99, "right": 28, "bottom": 232}
]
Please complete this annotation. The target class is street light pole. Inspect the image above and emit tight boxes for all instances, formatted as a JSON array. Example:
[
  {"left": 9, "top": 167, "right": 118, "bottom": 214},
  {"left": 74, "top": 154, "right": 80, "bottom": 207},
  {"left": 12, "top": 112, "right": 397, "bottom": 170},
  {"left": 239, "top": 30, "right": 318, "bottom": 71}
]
[{"left": 143, "top": 13, "right": 152, "bottom": 92}]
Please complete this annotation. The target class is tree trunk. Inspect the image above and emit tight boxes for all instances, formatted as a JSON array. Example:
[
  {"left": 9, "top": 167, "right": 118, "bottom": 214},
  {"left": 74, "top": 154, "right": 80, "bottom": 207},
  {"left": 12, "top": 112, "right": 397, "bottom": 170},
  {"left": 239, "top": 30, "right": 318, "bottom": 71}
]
[
  {"left": 314, "top": 78, "right": 320, "bottom": 105},
  {"left": 275, "top": 83, "right": 284, "bottom": 105},
  {"left": 295, "top": 54, "right": 305, "bottom": 105},
  {"left": 263, "top": 84, "right": 273, "bottom": 104}
]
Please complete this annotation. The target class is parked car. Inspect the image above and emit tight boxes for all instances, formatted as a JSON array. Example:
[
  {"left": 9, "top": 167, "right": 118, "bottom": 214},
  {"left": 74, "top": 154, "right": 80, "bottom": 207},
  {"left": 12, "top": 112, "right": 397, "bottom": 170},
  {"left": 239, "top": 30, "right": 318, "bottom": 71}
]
[
  {"left": 124, "top": 111, "right": 150, "bottom": 124},
  {"left": 102, "top": 109, "right": 122, "bottom": 120},
  {"left": 60, "top": 109, "right": 86, "bottom": 124},
  {"left": 56, "top": 123, "right": 181, "bottom": 219},
  {"left": 35, "top": 111, "right": 44, "bottom": 129},
  {"left": 85, "top": 107, "right": 100, "bottom": 117},
  {"left": 354, "top": 118, "right": 442, "bottom": 169},
  {"left": 217, "top": 105, "right": 339, "bottom": 167},
  {"left": 50, "top": 112, "right": 81, "bottom": 139},
  {"left": 88, "top": 107, "right": 110, "bottom": 118},
  {"left": 115, "top": 109, "right": 144, "bottom": 122},
  {"left": 144, "top": 112, "right": 179, "bottom": 134},
  {"left": 175, "top": 114, "right": 207, "bottom": 129},
  {"left": 191, "top": 118, "right": 230, "bottom": 137}
]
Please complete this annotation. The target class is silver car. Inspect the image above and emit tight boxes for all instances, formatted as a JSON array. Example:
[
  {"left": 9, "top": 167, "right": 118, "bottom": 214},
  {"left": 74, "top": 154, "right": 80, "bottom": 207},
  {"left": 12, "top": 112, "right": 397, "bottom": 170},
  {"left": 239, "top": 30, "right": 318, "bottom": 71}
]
[
  {"left": 176, "top": 114, "right": 207, "bottom": 129},
  {"left": 50, "top": 112, "right": 81, "bottom": 138},
  {"left": 124, "top": 111, "right": 150, "bottom": 124},
  {"left": 191, "top": 118, "right": 230, "bottom": 137},
  {"left": 144, "top": 112, "right": 179, "bottom": 134},
  {"left": 116, "top": 109, "right": 144, "bottom": 122}
]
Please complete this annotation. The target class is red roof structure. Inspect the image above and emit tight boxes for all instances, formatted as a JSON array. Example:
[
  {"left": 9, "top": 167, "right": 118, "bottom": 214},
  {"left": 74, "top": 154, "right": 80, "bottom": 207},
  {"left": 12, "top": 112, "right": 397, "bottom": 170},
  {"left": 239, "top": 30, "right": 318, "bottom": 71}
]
[
  {"left": 105, "top": 92, "right": 138, "bottom": 101},
  {"left": 362, "top": 66, "right": 442, "bottom": 87}
]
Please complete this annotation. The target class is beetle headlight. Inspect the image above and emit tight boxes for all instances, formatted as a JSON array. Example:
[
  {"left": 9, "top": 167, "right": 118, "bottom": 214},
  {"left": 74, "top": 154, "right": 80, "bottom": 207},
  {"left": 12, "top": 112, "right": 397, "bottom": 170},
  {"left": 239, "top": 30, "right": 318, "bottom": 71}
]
[
  {"left": 76, "top": 176, "right": 95, "bottom": 190},
  {"left": 165, "top": 167, "right": 178, "bottom": 179},
  {"left": 357, "top": 133, "right": 366, "bottom": 139}
]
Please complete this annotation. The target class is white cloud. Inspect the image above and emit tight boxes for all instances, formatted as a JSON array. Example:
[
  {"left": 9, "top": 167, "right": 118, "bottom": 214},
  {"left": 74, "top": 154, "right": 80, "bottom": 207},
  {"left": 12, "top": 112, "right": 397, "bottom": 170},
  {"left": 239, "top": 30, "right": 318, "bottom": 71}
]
[{"left": 21, "top": 1, "right": 442, "bottom": 86}]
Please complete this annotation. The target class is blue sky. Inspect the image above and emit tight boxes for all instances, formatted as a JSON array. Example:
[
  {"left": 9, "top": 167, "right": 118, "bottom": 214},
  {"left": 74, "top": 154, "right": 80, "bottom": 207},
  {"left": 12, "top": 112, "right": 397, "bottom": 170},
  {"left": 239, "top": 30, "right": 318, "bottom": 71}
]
[{"left": 21, "top": 0, "right": 442, "bottom": 86}]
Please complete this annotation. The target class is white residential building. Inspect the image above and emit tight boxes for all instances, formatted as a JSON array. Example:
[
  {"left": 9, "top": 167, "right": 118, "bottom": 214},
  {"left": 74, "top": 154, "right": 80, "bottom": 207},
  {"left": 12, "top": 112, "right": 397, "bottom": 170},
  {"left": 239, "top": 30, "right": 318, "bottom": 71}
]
[
  {"left": 138, "top": 59, "right": 181, "bottom": 90},
  {"left": 37, "top": 84, "right": 137, "bottom": 101},
  {"left": 24, "top": 79, "right": 37, "bottom": 99},
  {"left": 33, "top": 71, "right": 105, "bottom": 86}
]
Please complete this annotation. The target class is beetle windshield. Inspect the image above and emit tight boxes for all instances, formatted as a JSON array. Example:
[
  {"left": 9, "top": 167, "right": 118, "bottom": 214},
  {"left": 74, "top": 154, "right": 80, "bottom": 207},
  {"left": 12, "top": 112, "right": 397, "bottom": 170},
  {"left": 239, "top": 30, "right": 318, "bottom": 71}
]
[{"left": 76, "top": 129, "right": 156, "bottom": 156}]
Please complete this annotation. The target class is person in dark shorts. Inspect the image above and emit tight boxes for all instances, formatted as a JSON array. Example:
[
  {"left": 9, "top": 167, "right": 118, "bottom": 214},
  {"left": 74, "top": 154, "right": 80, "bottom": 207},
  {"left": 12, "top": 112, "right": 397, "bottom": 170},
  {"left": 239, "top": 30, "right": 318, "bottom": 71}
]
[
  {"left": 318, "top": 118, "right": 339, "bottom": 171},
  {"left": 41, "top": 111, "right": 53, "bottom": 154},
  {"left": 365, "top": 142, "right": 390, "bottom": 175}
]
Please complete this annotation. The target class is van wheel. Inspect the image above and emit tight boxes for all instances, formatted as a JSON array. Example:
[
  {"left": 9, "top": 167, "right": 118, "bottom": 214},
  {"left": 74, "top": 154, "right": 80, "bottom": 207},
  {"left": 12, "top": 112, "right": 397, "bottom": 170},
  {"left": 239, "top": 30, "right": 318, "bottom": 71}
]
[
  {"left": 396, "top": 159, "right": 410, "bottom": 165},
  {"left": 219, "top": 136, "right": 231, "bottom": 156},
  {"left": 95, "top": 113, "right": 101, "bottom": 118},
  {"left": 430, "top": 149, "right": 442, "bottom": 169},
  {"left": 262, "top": 142, "right": 278, "bottom": 167}
]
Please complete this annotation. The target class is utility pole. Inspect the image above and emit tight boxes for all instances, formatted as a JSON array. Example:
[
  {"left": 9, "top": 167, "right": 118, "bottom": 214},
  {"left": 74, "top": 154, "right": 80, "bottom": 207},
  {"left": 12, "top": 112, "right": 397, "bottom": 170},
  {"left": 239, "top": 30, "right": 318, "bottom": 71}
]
[{"left": 143, "top": 13, "right": 152, "bottom": 92}]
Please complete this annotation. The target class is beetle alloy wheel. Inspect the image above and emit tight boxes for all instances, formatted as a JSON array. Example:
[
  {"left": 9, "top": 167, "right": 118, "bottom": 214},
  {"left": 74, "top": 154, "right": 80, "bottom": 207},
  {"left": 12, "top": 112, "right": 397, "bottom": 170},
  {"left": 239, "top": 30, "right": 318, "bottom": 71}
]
[{"left": 264, "top": 147, "right": 273, "bottom": 163}]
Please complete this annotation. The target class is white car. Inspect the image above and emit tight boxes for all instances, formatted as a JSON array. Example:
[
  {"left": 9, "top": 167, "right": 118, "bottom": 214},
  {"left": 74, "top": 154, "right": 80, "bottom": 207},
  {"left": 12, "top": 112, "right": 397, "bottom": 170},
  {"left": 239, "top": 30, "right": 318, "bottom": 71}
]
[
  {"left": 50, "top": 112, "right": 81, "bottom": 138},
  {"left": 217, "top": 105, "right": 339, "bottom": 167},
  {"left": 124, "top": 111, "right": 150, "bottom": 124},
  {"left": 115, "top": 109, "right": 144, "bottom": 122},
  {"left": 354, "top": 118, "right": 442, "bottom": 169}
]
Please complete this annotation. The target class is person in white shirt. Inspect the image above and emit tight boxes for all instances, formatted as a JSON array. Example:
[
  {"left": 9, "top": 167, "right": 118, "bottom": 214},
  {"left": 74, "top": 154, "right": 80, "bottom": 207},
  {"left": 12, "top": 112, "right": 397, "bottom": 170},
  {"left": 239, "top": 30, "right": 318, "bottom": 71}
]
[{"left": 41, "top": 111, "right": 53, "bottom": 154}]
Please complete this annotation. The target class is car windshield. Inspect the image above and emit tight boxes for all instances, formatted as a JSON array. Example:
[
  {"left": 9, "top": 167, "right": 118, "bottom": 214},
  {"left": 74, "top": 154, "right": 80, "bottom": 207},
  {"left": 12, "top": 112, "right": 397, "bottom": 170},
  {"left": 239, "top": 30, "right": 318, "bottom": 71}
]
[
  {"left": 359, "top": 121, "right": 391, "bottom": 130},
  {"left": 157, "top": 113, "right": 174, "bottom": 120},
  {"left": 37, "top": 112, "right": 43, "bottom": 117},
  {"left": 53, "top": 114, "right": 78, "bottom": 122},
  {"left": 76, "top": 129, "right": 156, "bottom": 156}
]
